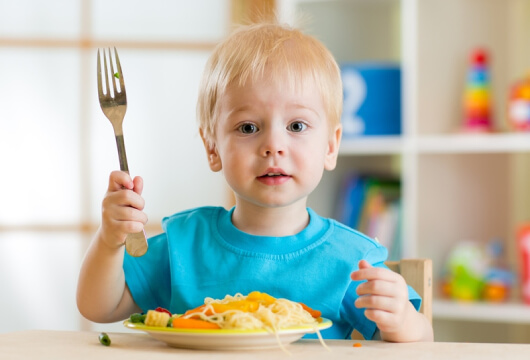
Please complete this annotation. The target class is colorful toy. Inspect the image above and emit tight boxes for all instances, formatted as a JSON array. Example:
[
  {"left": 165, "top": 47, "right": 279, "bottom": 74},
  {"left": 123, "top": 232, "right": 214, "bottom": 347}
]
[
  {"left": 508, "top": 73, "right": 530, "bottom": 131},
  {"left": 444, "top": 241, "right": 487, "bottom": 301},
  {"left": 442, "top": 240, "right": 513, "bottom": 302},
  {"left": 482, "top": 241, "right": 513, "bottom": 302},
  {"left": 462, "top": 48, "right": 493, "bottom": 132}
]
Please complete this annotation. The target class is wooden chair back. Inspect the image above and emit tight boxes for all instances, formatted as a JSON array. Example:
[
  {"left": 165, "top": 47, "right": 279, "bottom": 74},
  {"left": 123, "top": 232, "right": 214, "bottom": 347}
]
[
  {"left": 385, "top": 258, "right": 432, "bottom": 322},
  {"left": 351, "top": 258, "right": 433, "bottom": 340}
]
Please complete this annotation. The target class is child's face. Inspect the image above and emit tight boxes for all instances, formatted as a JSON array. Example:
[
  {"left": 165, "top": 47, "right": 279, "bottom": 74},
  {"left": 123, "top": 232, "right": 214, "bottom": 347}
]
[{"left": 203, "top": 75, "right": 341, "bottom": 210}]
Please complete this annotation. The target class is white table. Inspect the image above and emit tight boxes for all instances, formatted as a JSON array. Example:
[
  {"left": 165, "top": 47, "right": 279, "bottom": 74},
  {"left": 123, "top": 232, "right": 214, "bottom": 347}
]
[{"left": 1, "top": 330, "right": 529, "bottom": 359}]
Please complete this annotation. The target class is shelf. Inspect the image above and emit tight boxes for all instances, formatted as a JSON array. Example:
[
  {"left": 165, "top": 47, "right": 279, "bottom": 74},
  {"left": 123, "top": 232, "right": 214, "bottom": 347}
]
[
  {"left": 416, "top": 133, "right": 530, "bottom": 154},
  {"left": 340, "top": 133, "right": 530, "bottom": 156},
  {"left": 339, "top": 136, "right": 403, "bottom": 155},
  {"left": 433, "top": 299, "right": 530, "bottom": 324}
]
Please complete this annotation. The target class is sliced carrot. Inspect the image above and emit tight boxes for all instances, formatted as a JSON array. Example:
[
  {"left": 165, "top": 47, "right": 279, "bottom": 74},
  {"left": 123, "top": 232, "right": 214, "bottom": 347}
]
[
  {"left": 172, "top": 317, "right": 220, "bottom": 329},
  {"left": 183, "top": 304, "right": 213, "bottom": 318},
  {"left": 299, "top": 302, "right": 322, "bottom": 318}
]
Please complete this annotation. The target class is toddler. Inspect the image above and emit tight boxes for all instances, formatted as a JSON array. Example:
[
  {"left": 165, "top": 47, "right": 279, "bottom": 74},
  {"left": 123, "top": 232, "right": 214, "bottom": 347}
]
[{"left": 77, "top": 21, "right": 433, "bottom": 342}]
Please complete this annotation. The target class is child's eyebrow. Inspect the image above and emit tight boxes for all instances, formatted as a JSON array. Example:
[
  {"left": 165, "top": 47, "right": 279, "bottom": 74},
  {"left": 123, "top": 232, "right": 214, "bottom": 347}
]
[
  {"left": 287, "top": 103, "right": 321, "bottom": 118},
  {"left": 225, "top": 105, "right": 252, "bottom": 117}
]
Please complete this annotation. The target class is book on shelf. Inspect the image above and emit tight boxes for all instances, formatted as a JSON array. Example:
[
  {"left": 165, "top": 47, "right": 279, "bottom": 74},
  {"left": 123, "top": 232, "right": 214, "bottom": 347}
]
[{"left": 335, "top": 174, "right": 402, "bottom": 260}]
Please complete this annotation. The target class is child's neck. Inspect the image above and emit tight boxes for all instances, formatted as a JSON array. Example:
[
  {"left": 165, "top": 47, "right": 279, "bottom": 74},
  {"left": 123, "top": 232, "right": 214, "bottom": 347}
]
[{"left": 231, "top": 201, "right": 309, "bottom": 237}]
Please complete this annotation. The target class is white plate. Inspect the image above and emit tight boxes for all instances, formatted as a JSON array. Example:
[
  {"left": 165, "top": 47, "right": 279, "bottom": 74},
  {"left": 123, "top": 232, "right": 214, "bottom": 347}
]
[{"left": 123, "top": 318, "right": 332, "bottom": 350}]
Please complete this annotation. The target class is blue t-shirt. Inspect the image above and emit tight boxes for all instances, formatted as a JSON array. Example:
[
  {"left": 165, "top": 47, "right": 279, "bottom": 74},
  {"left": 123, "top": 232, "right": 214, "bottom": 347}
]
[{"left": 123, "top": 206, "right": 421, "bottom": 340}]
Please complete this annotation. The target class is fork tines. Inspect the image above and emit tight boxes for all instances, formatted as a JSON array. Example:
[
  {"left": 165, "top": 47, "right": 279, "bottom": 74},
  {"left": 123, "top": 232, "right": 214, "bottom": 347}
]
[{"left": 97, "top": 47, "right": 126, "bottom": 100}]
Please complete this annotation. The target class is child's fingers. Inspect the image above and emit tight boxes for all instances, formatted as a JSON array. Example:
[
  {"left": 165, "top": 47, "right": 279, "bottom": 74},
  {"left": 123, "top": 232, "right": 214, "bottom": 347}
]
[
  {"left": 105, "top": 172, "right": 145, "bottom": 210},
  {"left": 113, "top": 216, "right": 146, "bottom": 234},
  {"left": 362, "top": 308, "right": 397, "bottom": 331},
  {"left": 355, "top": 292, "right": 396, "bottom": 311},
  {"left": 108, "top": 170, "right": 134, "bottom": 192},
  {"left": 354, "top": 270, "right": 408, "bottom": 301},
  {"left": 100, "top": 172, "right": 147, "bottom": 248},
  {"left": 103, "top": 187, "right": 145, "bottom": 212},
  {"left": 356, "top": 277, "right": 396, "bottom": 297},
  {"left": 101, "top": 187, "right": 147, "bottom": 238},
  {"left": 132, "top": 176, "right": 144, "bottom": 195},
  {"left": 360, "top": 299, "right": 414, "bottom": 334},
  {"left": 351, "top": 262, "right": 398, "bottom": 282},
  {"left": 101, "top": 200, "right": 147, "bottom": 243},
  {"left": 112, "top": 201, "right": 148, "bottom": 224},
  {"left": 358, "top": 259, "right": 372, "bottom": 269}
]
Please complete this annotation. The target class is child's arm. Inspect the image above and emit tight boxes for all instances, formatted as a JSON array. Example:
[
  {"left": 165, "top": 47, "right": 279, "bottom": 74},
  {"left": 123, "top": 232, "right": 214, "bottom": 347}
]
[
  {"left": 76, "top": 171, "right": 147, "bottom": 323},
  {"left": 351, "top": 259, "right": 434, "bottom": 342}
]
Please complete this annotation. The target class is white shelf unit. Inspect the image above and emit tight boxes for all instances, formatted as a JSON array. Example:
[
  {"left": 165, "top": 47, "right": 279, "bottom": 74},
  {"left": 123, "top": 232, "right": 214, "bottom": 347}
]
[
  {"left": 433, "top": 299, "right": 530, "bottom": 324},
  {"left": 341, "top": 132, "right": 530, "bottom": 155},
  {"left": 281, "top": 0, "right": 530, "bottom": 342}
]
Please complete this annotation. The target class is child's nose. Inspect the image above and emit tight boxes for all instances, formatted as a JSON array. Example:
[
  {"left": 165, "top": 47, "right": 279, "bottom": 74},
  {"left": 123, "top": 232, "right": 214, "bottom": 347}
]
[{"left": 260, "top": 126, "right": 286, "bottom": 157}]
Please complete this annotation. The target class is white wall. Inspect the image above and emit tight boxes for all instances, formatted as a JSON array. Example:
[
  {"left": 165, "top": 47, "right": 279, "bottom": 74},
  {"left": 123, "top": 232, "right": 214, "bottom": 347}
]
[{"left": 0, "top": 0, "right": 230, "bottom": 333}]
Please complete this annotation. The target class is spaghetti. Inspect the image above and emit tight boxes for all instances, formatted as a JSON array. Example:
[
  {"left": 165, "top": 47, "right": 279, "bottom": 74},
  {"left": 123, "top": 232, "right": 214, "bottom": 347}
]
[
  {"left": 183, "top": 292, "right": 318, "bottom": 331},
  {"left": 180, "top": 292, "right": 329, "bottom": 353},
  {"left": 129, "top": 292, "right": 329, "bottom": 353}
]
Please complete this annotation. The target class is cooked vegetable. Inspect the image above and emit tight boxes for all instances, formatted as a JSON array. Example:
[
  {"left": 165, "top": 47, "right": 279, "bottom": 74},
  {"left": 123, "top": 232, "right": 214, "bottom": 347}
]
[
  {"left": 183, "top": 304, "right": 207, "bottom": 317},
  {"left": 299, "top": 302, "right": 322, "bottom": 318},
  {"left": 247, "top": 290, "right": 276, "bottom": 305},
  {"left": 114, "top": 72, "right": 120, "bottom": 79},
  {"left": 144, "top": 309, "right": 171, "bottom": 327},
  {"left": 98, "top": 332, "right": 111, "bottom": 346},
  {"left": 129, "top": 313, "right": 146, "bottom": 323},
  {"left": 182, "top": 299, "right": 259, "bottom": 318},
  {"left": 155, "top": 307, "right": 172, "bottom": 316},
  {"left": 172, "top": 317, "right": 221, "bottom": 329}
]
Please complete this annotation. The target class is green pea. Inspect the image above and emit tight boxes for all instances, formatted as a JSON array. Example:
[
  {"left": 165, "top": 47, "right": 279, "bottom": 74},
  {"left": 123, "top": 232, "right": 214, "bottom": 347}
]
[
  {"left": 99, "top": 332, "right": 111, "bottom": 346},
  {"left": 114, "top": 72, "right": 120, "bottom": 79},
  {"left": 129, "top": 313, "right": 146, "bottom": 323}
]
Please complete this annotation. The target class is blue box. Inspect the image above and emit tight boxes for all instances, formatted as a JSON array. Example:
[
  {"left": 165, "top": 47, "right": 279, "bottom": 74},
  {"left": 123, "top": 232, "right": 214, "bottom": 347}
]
[{"left": 340, "top": 63, "right": 401, "bottom": 136}]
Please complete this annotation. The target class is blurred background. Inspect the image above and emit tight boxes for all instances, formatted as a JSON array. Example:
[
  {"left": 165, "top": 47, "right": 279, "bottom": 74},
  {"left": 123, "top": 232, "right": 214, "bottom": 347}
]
[
  {"left": 1, "top": 0, "right": 530, "bottom": 343},
  {"left": 0, "top": 0, "right": 233, "bottom": 334}
]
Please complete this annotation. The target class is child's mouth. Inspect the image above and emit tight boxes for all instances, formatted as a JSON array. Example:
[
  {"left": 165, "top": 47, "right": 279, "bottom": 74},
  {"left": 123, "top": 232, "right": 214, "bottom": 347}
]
[{"left": 257, "top": 172, "right": 291, "bottom": 185}]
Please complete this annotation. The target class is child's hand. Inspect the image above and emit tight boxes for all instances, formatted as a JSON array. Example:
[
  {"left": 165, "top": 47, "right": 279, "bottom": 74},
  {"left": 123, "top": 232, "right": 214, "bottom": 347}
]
[
  {"left": 100, "top": 170, "right": 148, "bottom": 250},
  {"left": 350, "top": 259, "right": 413, "bottom": 340}
]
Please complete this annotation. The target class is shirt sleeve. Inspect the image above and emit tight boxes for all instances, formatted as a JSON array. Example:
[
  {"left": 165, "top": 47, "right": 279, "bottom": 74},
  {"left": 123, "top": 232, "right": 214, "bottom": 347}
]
[{"left": 123, "top": 233, "right": 172, "bottom": 312}]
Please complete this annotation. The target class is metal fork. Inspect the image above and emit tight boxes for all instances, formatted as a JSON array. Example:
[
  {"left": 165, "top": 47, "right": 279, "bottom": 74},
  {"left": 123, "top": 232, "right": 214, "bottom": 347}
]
[{"left": 97, "top": 47, "right": 148, "bottom": 257}]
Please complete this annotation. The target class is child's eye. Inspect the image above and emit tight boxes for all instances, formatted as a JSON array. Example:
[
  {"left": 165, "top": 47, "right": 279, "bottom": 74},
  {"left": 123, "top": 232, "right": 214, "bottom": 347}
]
[
  {"left": 239, "top": 123, "right": 258, "bottom": 134},
  {"left": 287, "top": 121, "right": 307, "bottom": 133}
]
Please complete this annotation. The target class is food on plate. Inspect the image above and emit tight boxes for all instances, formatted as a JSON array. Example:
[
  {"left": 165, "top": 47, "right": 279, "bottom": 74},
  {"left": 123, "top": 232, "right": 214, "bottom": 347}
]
[
  {"left": 127, "top": 292, "right": 329, "bottom": 352},
  {"left": 179, "top": 291, "right": 322, "bottom": 331},
  {"left": 144, "top": 309, "right": 171, "bottom": 327},
  {"left": 128, "top": 291, "right": 323, "bottom": 331},
  {"left": 171, "top": 317, "right": 221, "bottom": 329},
  {"left": 129, "top": 313, "right": 146, "bottom": 323}
]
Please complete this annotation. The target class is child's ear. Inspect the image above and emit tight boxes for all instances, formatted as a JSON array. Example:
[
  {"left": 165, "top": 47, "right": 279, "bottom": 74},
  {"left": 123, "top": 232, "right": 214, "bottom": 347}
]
[
  {"left": 324, "top": 124, "right": 342, "bottom": 171},
  {"left": 200, "top": 129, "right": 222, "bottom": 172}
]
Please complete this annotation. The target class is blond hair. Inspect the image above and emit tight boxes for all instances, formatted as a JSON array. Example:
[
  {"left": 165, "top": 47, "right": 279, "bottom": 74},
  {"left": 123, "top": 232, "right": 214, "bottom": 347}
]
[{"left": 197, "top": 22, "right": 342, "bottom": 146}]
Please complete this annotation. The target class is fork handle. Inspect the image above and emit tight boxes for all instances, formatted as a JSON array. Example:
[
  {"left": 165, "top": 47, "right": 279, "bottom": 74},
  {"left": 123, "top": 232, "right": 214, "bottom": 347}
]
[
  {"left": 125, "top": 231, "right": 148, "bottom": 257},
  {"left": 115, "top": 134, "right": 129, "bottom": 173},
  {"left": 114, "top": 134, "right": 148, "bottom": 257}
]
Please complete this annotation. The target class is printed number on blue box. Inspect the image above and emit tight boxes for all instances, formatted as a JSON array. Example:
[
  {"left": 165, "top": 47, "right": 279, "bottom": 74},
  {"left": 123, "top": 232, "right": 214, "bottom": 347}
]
[{"left": 340, "top": 63, "right": 401, "bottom": 137}]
